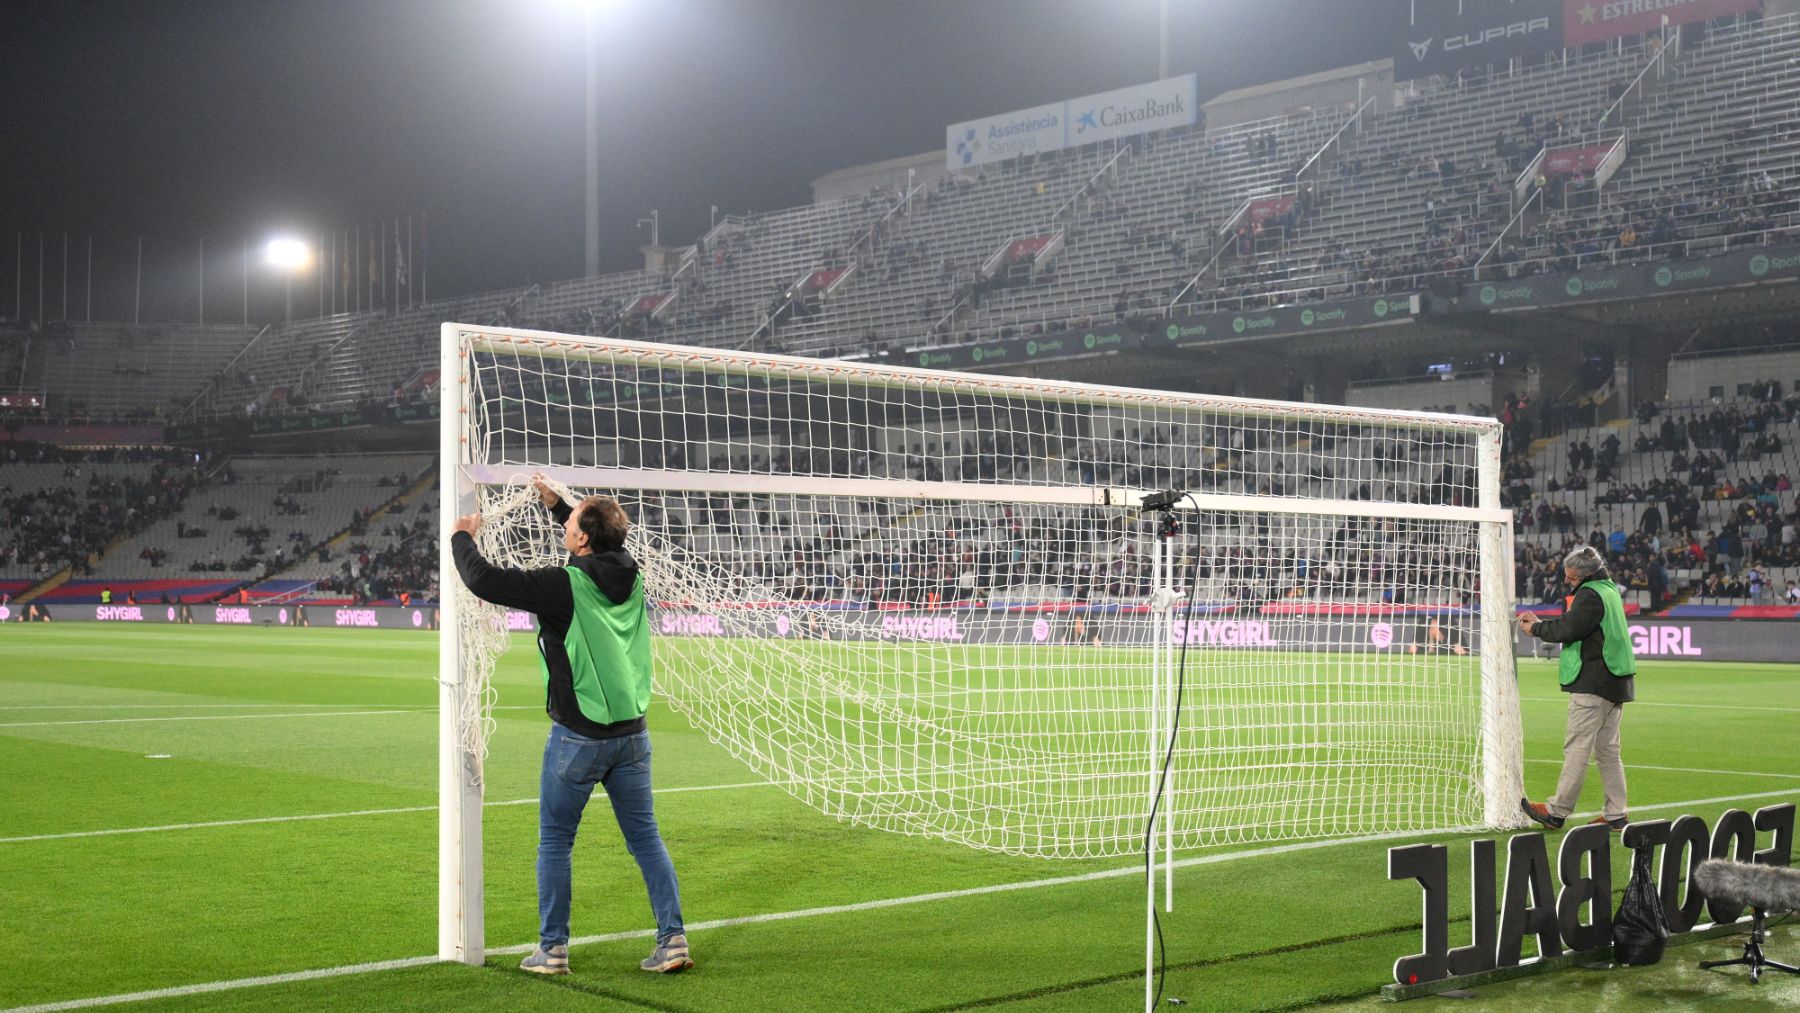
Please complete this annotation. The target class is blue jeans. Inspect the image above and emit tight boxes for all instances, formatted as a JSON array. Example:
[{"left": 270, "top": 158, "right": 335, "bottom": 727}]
[{"left": 538, "top": 723, "right": 684, "bottom": 948}]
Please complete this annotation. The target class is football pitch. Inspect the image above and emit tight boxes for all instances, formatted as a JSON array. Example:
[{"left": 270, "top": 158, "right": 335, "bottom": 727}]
[{"left": 2, "top": 625, "right": 1797, "bottom": 1012}]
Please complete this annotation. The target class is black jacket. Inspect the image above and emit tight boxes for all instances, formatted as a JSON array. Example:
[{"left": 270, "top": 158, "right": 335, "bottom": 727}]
[
  {"left": 451, "top": 499, "right": 646, "bottom": 739},
  {"left": 1532, "top": 582, "right": 1635, "bottom": 705}
]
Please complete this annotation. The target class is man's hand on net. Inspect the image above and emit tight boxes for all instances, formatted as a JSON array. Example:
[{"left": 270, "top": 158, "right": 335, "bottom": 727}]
[
  {"left": 1517, "top": 612, "right": 1539, "bottom": 636},
  {"left": 453, "top": 512, "right": 484, "bottom": 536},
  {"left": 531, "top": 474, "right": 559, "bottom": 508}
]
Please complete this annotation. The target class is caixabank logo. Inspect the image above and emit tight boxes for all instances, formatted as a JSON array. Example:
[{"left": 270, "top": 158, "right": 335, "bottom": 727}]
[{"left": 1074, "top": 94, "right": 1187, "bottom": 135}]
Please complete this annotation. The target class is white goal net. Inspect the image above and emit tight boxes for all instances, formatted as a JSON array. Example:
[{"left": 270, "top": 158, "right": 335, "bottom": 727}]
[{"left": 437, "top": 323, "right": 1523, "bottom": 957}]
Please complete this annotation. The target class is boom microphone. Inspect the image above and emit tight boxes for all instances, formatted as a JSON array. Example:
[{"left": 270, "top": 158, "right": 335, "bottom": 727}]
[
  {"left": 1694, "top": 859, "right": 1800, "bottom": 981},
  {"left": 1694, "top": 860, "right": 1800, "bottom": 913}
]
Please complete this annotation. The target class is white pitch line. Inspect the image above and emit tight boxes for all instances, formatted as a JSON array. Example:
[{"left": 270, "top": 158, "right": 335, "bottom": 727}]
[
  {"left": 0, "top": 704, "right": 543, "bottom": 712},
  {"left": 1524, "top": 757, "right": 1800, "bottom": 780},
  {"left": 1519, "top": 696, "right": 1800, "bottom": 715},
  {"left": 7, "top": 786, "right": 1794, "bottom": 1013},
  {"left": 0, "top": 957, "right": 442, "bottom": 1013},
  {"left": 0, "top": 709, "right": 430, "bottom": 729},
  {"left": 0, "top": 704, "right": 408, "bottom": 711},
  {"left": 0, "top": 782, "right": 782, "bottom": 844}
]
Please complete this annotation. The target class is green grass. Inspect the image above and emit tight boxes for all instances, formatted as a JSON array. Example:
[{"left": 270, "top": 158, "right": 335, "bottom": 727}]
[{"left": 1, "top": 625, "right": 1796, "bottom": 1011}]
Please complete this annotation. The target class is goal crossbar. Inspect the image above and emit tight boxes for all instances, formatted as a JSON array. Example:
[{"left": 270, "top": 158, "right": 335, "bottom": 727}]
[{"left": 460, "top": 326, "right": 1503, "bottom": 435}]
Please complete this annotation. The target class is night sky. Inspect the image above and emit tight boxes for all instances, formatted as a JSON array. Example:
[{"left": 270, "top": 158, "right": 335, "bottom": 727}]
[{"left": 0, "top": 0, "right": 1397, "bottom": 323}]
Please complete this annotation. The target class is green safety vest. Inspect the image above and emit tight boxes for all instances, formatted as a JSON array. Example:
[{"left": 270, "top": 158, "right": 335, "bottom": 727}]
[
  {"left": 1558, "top": 578, "right": 1637, "bottom": 686},
  {"left": 544, "top": 566, "right": 654, "bottom": 724}
]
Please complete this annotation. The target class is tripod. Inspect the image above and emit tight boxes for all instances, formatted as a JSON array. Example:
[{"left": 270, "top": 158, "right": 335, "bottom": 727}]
[{"left": 1700, "top": 909, "right": 1800, "bottom": 983}]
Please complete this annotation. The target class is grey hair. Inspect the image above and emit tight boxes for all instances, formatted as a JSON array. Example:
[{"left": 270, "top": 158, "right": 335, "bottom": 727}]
[{"left": 1563, "top": 545, "right": 1605, "bottom": 579}]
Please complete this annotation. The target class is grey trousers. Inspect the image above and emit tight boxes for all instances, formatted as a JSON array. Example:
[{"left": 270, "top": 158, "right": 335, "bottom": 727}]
[{"left": 1547, "top": 692, "right": 1627, "bottom": 819}]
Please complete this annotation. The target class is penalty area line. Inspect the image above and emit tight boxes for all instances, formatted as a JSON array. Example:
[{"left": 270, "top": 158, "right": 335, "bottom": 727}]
[{"left": 7, "top": 786, "right": 1796, "bottom": 1012}]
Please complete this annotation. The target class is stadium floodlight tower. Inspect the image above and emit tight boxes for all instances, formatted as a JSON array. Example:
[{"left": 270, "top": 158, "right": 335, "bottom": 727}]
[{"left": 437, "top": 323, "right": 1527, "bottom": 996}]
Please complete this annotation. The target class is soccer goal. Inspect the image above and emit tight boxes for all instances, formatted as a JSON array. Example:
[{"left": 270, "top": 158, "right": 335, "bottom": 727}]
[{"left": 437, "top": 323, "right": 1524, "bottom": 967}]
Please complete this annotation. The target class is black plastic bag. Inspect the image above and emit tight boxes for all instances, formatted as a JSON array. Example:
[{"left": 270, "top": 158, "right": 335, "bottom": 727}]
[{"left": 1612, "top": 844, "right": 1670, "bottom": 965}]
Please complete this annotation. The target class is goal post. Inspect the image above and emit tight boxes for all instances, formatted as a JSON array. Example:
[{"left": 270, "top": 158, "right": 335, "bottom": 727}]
[
  {"left": 437, "top": 322, "right": 1526, "bottom": 961},
  {"left": 439, "top": 324, "right": 482, "bottom": 965}
]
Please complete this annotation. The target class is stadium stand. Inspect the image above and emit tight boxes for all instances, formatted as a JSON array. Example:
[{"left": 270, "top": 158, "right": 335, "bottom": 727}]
[
  {"left": 29, "top": 321, "right": 259, "bottom": 421},
  {"left": 22, "top": 14, "right": 1768, "bottom": 426},
  {"left": 1511, "top": 383, "right": 1799, "bottom": 610},
  {"left": 97, "top": 454, "right": 431, "bottom": 587},
  {"left": 0, "top": 445, "right": 205, "bottom": 580},
  {"left": 11, "top": 9, "right": 1800, "bottom": 624}
]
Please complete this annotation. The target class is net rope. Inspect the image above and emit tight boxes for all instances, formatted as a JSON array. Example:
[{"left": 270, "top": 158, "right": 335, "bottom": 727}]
[{"left": 448, "top": 328, "right": 1523, "bottom": 857}]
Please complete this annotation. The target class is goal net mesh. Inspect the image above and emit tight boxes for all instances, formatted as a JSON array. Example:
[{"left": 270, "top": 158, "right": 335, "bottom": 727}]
[{"left": 448, "top": 327, "right": 1521, "bottom": 859}]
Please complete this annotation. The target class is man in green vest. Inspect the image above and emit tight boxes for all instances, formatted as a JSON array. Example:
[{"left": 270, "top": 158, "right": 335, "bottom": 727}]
[
  {"left": 450, "top": 476, "right": 690, "bottom": 976},
  {"left": 1517, "top": 545, "right": 1636, "bottom": 832}
]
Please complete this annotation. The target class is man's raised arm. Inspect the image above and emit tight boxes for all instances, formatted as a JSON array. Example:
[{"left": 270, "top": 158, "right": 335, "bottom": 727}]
[{"left": 450, "top": 513, "right": 571, "bottom": 618}]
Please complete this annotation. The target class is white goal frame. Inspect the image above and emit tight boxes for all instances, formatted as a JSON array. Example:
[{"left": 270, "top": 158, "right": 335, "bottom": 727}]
[{"left": 436, "top": 322, "right": 1523, "bottom": 968}]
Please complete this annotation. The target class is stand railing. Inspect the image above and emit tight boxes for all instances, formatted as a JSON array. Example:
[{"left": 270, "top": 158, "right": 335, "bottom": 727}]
[
  {"left": 1473, "top": 189, "right": 1543, "bottom": 280},
  {"left": 1513, "top": 146, "right": 1549, "bottom": 208},
  {"left": 1165, "top": 231, "right": 1239, "bottom": 313},
  {"left": 178, "top": 323, "right": 270, "bottom": 420},
  {"left": 290, "top": 322, "right": 371, "bottom": 408},
  {"left": 1597, "top": 26, "right": 1679, "bottom": 135},
  {"left": 922, "top": 285, "right": 972, "bottom": 342},
  {"left": 1294, "top": 95, "right": 1375, "bottom": 189},
  {"left": 1053, "top": 144, "right": 1132, "bottom": 223},
  {"left": 1592, "top": 132, "right": 1629, "bottom": 191},
  {"left": 847, "top": 183, "right": 923, "bottom": 261},
  {"left": 261, "top": 580, "right": 320, "bottom": 607}
]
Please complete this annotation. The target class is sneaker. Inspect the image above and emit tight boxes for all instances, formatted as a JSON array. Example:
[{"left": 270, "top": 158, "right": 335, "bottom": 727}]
[
  {"left": 1521, "top": 798, "right": 1565, "bottom": 830},
  {"left": 1589, "top": 814, "right": 1629, "bottom": 832},
  {"left": 640, "top": 934, "right": 693, "bottom": 974},
  {"left": 520, "top": 944, "right": 569, "bottom": 975}
]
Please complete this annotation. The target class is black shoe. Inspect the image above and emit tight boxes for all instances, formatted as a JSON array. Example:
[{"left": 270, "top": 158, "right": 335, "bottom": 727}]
[
  {"left": 1588, "top": 814, "right": 1628, "bottom": 832},
  {"left": 1521, "top": 798, "right": 1565, "bottom": 829}
]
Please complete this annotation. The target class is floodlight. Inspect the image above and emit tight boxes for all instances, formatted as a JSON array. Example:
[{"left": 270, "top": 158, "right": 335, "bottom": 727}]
[{"left": 265, "top": 238, "right": 310, "bottom": 271}]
